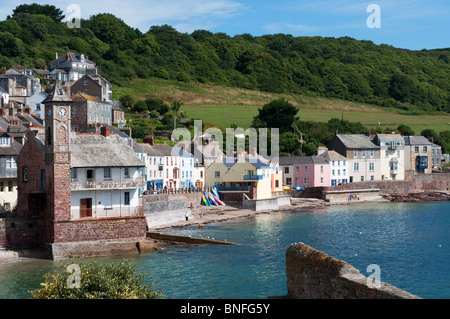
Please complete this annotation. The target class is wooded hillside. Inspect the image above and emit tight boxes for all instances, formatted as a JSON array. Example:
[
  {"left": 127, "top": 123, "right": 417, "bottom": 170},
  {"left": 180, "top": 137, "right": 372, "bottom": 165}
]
[{"left": 0, "top": 4, "right": 449, "bottom": 113}]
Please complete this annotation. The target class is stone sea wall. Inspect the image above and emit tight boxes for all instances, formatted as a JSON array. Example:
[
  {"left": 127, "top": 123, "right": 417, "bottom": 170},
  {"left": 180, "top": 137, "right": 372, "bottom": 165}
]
[
  {"left": 143, "top": 193, "right": 203, "bottom": 228},
  {"left": 286, "top": 243, "right": 421, "bottom": 299}
]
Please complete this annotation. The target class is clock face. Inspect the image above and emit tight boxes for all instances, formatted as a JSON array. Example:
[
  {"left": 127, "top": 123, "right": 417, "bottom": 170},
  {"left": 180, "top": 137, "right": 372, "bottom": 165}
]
[{"left": 57, "top": 107, "right": 67, "bottom": 118}]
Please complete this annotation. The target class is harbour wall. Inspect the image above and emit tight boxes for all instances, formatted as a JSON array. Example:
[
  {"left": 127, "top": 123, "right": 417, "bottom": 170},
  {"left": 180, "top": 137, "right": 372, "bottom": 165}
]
[
  {"left": 286, "top": 242, "right": 421, "bottom": 299},
  {"left": 142, "top": 193, "right": 203, "bottom": 229},
  {"left": 290, "top": 172, "right": 450, "bottom": 200}
]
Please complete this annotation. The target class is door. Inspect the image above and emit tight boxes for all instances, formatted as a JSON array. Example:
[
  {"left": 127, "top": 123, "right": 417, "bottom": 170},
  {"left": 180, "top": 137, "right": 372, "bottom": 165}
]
[{"left": 80, "top": 198, "right": 92, "bottom": 218}]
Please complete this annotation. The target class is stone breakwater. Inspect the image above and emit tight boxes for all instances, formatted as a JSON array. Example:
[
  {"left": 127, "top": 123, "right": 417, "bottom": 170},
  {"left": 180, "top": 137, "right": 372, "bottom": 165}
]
[{"left": 286, "top": 242, "right": 421, "bottom": 299}]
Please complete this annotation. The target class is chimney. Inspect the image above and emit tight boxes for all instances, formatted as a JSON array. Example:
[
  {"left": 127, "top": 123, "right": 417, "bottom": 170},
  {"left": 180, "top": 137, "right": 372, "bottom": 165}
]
[
  {"left": 365, "top": 130, "right": 371, "bottom": 137},
  {"left": 143, "top": 135, "right": 154, "bottom": 146},
  {"left": 335, "top": 130, "right": 338, "bottom": 136},
  {"left": 100, "top": 126, "right": 110, "bottom": 137},
  {"left": 1, "top": 67, "right": 6, "bottom": 74}
]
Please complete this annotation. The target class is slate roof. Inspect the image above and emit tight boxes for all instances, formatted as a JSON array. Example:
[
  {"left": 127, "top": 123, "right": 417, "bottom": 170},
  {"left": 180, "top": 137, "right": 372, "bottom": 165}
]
[
  {"left": 319, "top": 150, "right": 347, "bottom": 161},
  {"left": 133, "top": 143, "right": 163, "bottom": 157},
  {"left": 403, "top": 136, "right": 434, "bottom": 145},
  {"left": 42, "top": 82, "right": 72, "bottom": 104},
  {"left": 375, "top": 134, "right": 404, "bottom": 143},
  {"left": 50, "top": 52, "right": 96, "bottom": 66},
  {"left": 70, "top": 134, "right": 144, "bottom": 168},
  {"left": 0, "top": 133, "right": 22, "bottom": 156},
  {"left": 279, "top": 156, "right": 329, "bottom": 165},
  {"left": 152, "top": 143, "right": 174, "bottom": 157},
  {"left": 335, "top": 134, "right": 379, "bottom": 149}
]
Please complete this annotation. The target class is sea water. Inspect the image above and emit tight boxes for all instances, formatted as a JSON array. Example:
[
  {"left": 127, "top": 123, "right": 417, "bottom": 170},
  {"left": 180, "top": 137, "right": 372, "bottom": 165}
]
[{"left": 0, "top": 201, "right": 448, "bottom": 299}]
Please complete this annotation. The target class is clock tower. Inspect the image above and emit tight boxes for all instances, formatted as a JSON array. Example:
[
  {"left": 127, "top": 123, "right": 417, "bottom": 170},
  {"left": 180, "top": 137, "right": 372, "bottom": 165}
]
[{"left": 42, "top": 83, "right": 72, "bottom": 225}]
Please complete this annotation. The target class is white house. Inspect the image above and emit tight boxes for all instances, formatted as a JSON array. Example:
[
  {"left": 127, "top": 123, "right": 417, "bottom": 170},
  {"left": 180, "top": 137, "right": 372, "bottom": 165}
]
[
  {"left": 153, "top": 143, "right": 180, "bottom": 190},
  {"left": 319, "top": 149, "right": 349, "bottom": 186},
  {"left": 69, "top": 130, "right": 145, "bottom": 219},
  {"left": 373, "top": 134, "right": 405, "bottom": 180}
]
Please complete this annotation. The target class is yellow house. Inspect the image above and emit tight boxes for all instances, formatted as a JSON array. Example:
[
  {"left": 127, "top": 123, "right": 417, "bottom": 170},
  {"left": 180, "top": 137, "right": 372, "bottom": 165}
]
[
  {"left": 270, "top": 162, "right": 283, "bottom": 193},
  {"left": 207, "top": 156, "right": 272, "bottom": 200}
]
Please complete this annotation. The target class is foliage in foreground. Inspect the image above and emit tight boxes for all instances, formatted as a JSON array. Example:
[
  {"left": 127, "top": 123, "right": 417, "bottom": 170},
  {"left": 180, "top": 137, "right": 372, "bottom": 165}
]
[{"left": 29, "top": 259, "right": 163, "bottom": 299}]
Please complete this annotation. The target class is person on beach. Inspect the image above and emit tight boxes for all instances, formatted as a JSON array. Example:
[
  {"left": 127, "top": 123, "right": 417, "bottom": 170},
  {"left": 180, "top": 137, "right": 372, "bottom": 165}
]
[{"left": 185, "top": 211, "right": 189, "bottom": 221}]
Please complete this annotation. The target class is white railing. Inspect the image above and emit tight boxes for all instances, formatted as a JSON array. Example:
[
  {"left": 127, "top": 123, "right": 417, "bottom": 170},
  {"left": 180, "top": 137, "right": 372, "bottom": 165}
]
[{"left": 71, "top": 178, "right": 144, "bottom": 190}]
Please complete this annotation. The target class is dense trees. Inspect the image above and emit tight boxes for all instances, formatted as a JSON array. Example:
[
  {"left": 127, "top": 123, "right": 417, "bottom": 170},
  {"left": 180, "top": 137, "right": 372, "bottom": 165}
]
[{"left": 0, "top": 4, "right": 449, "bottom": 114}]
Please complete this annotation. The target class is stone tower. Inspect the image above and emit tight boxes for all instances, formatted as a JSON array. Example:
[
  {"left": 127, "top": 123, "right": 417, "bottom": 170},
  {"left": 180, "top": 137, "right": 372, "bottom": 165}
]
[{"left": 42, "top": 83, "right": 72, "bottom": 236}]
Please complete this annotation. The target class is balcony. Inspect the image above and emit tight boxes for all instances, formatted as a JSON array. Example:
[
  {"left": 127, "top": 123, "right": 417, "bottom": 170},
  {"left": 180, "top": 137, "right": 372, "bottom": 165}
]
[
  {"left": 243, "top": 174, "right": 263, "bottom": 181},
  {"left": 71, "top": 177, "right": 144, "bottom": 191}
]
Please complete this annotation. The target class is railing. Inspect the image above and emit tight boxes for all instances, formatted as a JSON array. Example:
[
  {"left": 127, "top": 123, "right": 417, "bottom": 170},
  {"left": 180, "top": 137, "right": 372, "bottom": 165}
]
[
  {"left": 73, "top": 205, "right": 144, "bottom": 219},
  {"left": 71, "top": 178, "right": 144, "bottom": 190},
  {"left": 243, "top": 174, "right": 263, "bottom": 181},
  {"left": 215, "top": 185, "right": 250, "bottom": 192}
]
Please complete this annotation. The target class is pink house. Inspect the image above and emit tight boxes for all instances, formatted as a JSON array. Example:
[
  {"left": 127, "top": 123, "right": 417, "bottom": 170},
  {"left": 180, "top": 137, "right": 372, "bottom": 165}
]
[{"left": 292, "top": 156, "right": 330, "bottom": 188}]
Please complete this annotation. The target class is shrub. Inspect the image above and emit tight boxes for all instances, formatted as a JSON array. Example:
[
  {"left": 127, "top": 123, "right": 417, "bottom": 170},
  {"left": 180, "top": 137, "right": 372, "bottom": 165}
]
[{"left": 29, "top": 259, "right": 163, "bottom": 299}]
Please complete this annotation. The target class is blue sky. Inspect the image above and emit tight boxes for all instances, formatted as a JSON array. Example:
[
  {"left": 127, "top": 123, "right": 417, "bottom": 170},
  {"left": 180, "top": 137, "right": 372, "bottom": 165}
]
[{"left": 0, "top": 0, "right": 449, "bottom": 50}]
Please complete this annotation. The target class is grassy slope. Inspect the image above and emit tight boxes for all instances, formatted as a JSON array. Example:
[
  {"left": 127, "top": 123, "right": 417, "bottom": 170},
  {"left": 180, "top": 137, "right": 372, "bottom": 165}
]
[{"left": 114, "top": 77, "right": 450, "bottom": 134}]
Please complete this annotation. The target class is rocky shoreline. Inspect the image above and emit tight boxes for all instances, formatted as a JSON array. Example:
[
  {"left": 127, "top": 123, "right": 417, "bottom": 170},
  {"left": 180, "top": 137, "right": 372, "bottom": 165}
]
[{"left": 382, "top": 191, "right": 450, "bottom": 203}]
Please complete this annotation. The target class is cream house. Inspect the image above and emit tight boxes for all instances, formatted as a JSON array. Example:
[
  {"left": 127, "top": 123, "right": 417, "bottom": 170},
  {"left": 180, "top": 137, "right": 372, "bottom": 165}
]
[{"left": 373, "top": 134, "right": 405, "bottom": 180}]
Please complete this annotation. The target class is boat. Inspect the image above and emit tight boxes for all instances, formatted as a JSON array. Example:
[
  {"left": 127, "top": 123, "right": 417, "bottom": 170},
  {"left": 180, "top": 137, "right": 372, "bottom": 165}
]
[
  {"left": 202, "top": 192, "right": 210, "bottom": 206},
  {"left": 208, "top": 192, "right": 219, "bottom": 206}
]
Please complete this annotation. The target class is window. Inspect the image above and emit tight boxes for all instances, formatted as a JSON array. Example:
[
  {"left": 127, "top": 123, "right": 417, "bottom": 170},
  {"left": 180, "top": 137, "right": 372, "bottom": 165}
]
[
  {"left": 84, "top": 79, "right": 88, "bottom": 85},
  {"left": 284, "top": 167, "right": 289, "bottom": 174},
  {"left": 124, "top": 192, "right": 130, "bottom": 206},
  {"left": 371, "top": 175, "right": 374, "bottom": 181},
  {"left": 104, "top": 167, "right": 111, "bottom": 179},
  {"left": 423, "top": 146, "right": 428, "bottom": 153},
  {"left": 337, "top": 169, "right": 340, "bottom": 176},
  {"left": 200, "top": 171, "right": 203, "bottom": 178},
  {"left": 332, "top": 169, "right": 335, "bottom": 176},
  {"left": 303, "top": 178, "right": 309, "bottom": 185},
  {"left": 0, "top": 182, "right": 3, "bottom": 191},
  {"left": 369, "top": 163, "right": 374, "bottom": 171},
  {"left": 354, "top": 150, "right": 358, "bottom": 158},
  {"left": 343, "top": 169, "right": 346, "bottom": 175},
  {"left": 275, "top": 180, "right": 279, "bottom": 188},
  {"left": 124, "top": 168, "right": 129, "bottom": 178},
  {"left": 304, "top": 166, "right": 308, "bottom": 174},
  {"left": 8, "top": 181, "right": 12, "bottom": 192},
  {"left": 320, "top": 177, "right": 323, "bottom": 184},
  {"left": 362, "top": 150, "right": 366, "bottom": 158},
  {"left": 415, "top": 146, "right": 419, "bottom": 153},
  {"left": 215, "top": 171, "right": 220, "bottom": 178},
  {"left": 320, "top": 166, "right": 323, "bottom": 173},
  {"left": 354, "top": 163, "right": 359, "bottom": 171},
  {"left": 23, "top": 167, "right": 28, "bottom": 182},
  {"left": 87, "top": 169, "right": 94, "bottom": 179},
  {"left": 296, "top": 166, "right": 299, "bottom": 173},
  {"left": 361, "top": 176, "right": 364, "bottom": 181},
  {"left": 286, "top": 178, "right": 292, "bottom": 185},
  {"left": 370, "top": 150, "right": 374, "bottom": 158},
  {"left": 71, "top": 168, "right": 77, "bottom": 179}
]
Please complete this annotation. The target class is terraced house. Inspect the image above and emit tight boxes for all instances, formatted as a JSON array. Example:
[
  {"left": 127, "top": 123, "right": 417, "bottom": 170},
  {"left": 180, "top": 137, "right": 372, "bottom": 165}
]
[
  {"left": 327, "top": 134, "right": 381, "bottom": 183},
  {"left": 373, "top": 134, "right": 405, "bottom": 180}
]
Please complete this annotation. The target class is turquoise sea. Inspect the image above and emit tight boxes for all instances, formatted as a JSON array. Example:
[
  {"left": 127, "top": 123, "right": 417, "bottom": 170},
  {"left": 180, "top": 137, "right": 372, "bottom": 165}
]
[{"left": 0, "top": 201, "right": 448, "bottom": 299}]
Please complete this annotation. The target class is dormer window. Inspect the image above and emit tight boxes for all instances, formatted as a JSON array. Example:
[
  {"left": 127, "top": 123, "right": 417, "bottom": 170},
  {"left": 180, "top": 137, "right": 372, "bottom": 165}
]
[{"left": 0, "top": 137, "right": 10, "bottom": 146}]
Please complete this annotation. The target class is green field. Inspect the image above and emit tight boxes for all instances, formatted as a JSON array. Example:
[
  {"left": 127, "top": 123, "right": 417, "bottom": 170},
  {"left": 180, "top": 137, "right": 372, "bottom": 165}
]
[
  {"left": 115, "top": 78, "right": 450, "bottom": 135},
  {"left": 181, "top": 104, "right": 450, "bottom": 134}
]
